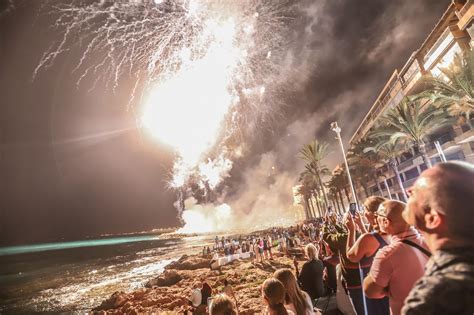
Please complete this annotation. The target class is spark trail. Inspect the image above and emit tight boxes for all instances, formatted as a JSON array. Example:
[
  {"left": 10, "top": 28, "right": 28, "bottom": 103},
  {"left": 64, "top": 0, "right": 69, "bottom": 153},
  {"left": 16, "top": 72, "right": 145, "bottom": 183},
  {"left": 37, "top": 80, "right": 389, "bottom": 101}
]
[{"left": 35, "top": 0, "right": 295, "bottom": 230}]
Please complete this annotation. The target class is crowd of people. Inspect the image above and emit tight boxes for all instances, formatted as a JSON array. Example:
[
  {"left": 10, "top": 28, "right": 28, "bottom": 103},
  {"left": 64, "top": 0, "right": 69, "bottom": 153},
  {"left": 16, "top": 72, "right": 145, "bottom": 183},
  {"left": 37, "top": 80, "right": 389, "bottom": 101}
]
[{"left": 191, "top": 161, "right": 474, "bottom": 315}]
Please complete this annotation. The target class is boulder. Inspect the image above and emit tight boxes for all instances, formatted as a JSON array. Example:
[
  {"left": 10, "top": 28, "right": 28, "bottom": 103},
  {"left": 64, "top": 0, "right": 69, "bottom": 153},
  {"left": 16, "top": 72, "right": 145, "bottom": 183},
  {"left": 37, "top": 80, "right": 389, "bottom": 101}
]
[
  {"left": 165, "top": 255, "right": 211, "bottom": 270},
  {"left": 93, "top": 291, "right": 130, "bottom": 311},
  {"left": 145, "top": 270, "right": 182, "bottom": 288}
]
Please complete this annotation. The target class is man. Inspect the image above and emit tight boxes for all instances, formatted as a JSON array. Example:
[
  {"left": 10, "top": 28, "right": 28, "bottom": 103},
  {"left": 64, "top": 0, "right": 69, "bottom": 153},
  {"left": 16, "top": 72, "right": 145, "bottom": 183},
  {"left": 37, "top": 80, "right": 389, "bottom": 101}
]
[
  {"left": 363, "top": 200, "right": 429, "bottom": 315},
  {"left": 401, "top": 161, "right": 474, "bottom": 315},
  {"left": 294, "top": 243, "right": 325, "bottom": 300},
  {"left": 322, "top": 213, "right": 361, "bottom": 315}
]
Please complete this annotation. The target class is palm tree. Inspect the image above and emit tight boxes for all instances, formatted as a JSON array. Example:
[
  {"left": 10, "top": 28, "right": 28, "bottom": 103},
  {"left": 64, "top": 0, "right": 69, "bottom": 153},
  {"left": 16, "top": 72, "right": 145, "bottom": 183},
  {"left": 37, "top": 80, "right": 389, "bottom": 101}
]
[
  {"left": 327, "top": 169, "right": 348, "bottom": 211},
  {"left": 365, "top": 136, "right": 409, "bottom": 201},
  {"left": 415, "top": 49, "right": 474, "bottom": 126},
  {"left": 372, "top": 97, "right": 451, "bottom": 168},
  {"left": 348, "top": 138, "right": 384, "bottom": 197},
  {"left": 300, "top": 169, "right": 327, "bottom": 218},
  {"left": 328, "top": 186, "right": 342, "bottom": 214},
  {"left": 299, "top": 140, "right": 330, "bottom": 212},
  {"left": 296, "top": 182, "right": 313, "bottom": 220}
]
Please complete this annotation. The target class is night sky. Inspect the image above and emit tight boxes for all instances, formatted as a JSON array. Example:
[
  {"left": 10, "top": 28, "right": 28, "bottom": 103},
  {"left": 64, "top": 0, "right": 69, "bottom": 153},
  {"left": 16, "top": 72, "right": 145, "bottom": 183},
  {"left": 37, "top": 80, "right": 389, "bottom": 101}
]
[{"left": 0, "top": 0, "right": 448, "bottom": 246}]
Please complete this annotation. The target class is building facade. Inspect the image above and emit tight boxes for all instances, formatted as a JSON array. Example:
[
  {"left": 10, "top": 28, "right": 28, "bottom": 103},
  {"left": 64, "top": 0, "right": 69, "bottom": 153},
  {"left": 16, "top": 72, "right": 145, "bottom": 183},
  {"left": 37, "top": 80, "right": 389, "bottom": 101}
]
[{"left": 348, "top": 0, "right": 474, "bottom": 201}]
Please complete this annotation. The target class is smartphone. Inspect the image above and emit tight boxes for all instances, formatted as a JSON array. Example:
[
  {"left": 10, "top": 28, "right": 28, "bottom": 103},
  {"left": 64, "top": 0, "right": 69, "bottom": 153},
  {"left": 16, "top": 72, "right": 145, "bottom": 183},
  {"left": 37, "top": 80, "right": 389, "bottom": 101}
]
[{"left": 349, "top": 203, "right": 357, "bottom": 216}]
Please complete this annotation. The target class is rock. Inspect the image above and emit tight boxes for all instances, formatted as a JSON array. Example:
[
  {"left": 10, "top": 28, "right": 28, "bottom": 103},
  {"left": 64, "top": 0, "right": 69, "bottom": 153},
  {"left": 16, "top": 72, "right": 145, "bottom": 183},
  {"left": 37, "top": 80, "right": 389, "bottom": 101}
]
[
  {"left": 165, "top": 255, "right": 211, "bottom": 270},
  {"left": 145, "top": 270, "right": 182, "bottom": 288},
  {"left": 93, "top": 291, "right": 130, "bottom": 311},
  {"left": 132, "top": 288, "right": 147, "bottom": 299}
]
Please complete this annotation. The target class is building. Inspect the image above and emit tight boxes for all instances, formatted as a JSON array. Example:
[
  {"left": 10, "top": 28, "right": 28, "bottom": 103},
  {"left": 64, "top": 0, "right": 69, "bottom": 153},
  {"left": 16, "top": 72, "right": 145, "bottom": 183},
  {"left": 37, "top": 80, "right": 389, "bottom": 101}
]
[{"left": 348, "top": 0, "right": 474, "bottom": 201}]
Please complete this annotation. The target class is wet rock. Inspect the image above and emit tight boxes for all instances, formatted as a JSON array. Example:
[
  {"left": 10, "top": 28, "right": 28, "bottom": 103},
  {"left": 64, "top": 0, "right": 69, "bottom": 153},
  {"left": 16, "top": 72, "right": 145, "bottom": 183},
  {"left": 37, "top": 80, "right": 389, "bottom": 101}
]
[{"left": 93, "top": 291, "right": 130, "bottom": 311}]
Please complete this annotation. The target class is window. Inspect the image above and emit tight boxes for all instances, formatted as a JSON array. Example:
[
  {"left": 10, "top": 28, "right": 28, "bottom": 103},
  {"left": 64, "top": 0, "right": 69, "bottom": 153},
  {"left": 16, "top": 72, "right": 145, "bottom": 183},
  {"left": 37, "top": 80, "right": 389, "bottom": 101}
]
[
  {"left": 432, "top": 132, "right": 453, "bottom": 145},
  {"left": 404, "top": 167, "right": 419, "bottom": 181},
  {"left": 446, "top": 151, "right": 464, "bottom": 161}
]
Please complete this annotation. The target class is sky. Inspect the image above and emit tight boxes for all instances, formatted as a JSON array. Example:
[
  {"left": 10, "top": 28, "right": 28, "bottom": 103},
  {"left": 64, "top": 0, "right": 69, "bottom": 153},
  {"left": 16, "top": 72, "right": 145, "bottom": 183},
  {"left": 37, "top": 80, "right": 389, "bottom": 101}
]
[{"left": 0, "top": 0, "right": 448, "bottom": 246}]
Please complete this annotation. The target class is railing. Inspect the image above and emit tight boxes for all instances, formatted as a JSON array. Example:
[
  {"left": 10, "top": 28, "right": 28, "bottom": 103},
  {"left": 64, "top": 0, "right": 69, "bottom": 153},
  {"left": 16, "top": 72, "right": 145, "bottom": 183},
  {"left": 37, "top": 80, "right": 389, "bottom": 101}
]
[
  {"left": 457, "top": 0, "right": 472, "bottom": 19},
  {"left": 398, "top": 158, "right": 414, "bottom": 170}
]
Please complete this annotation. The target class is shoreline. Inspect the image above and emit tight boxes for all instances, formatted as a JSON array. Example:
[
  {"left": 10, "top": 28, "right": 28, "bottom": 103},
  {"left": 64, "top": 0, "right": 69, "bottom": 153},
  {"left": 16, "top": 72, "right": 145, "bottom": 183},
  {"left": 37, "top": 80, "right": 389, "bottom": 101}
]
[{"left": 92, "top": 243, "right": 304, "bottom": 314}]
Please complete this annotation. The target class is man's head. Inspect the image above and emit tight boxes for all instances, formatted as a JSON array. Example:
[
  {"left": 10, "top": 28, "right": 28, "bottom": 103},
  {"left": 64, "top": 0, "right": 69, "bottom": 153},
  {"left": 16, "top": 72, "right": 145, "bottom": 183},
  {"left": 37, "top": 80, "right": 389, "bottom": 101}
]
[
  {"left": 376, "top": 200, "right": 409, "bottom": 235},
  {"left": 305, "top": 243, "right": 319, "bottom": 260},
  {"left": 363, "top": 196, "right": 386, "bottom": 226},
  {"left": 404, "top": 161, "right": 474, "bottom": 246}
]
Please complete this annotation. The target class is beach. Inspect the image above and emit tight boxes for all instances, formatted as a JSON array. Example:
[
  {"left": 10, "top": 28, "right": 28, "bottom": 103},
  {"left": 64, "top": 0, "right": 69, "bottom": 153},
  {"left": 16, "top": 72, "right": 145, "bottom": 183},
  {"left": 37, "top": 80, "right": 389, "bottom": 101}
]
[
  {"left": 92, "top": 248, "right": 300, "bottom": 314},
  {"left": 0, "top": 234, "right": 216, "bottom": 314}
]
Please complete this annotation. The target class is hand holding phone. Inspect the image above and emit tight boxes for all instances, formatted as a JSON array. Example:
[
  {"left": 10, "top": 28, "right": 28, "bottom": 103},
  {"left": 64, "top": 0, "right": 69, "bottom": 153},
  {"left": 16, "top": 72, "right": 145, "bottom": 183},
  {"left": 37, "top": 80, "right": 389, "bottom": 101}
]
[{"left": 349, "top": 203, "right": 357, "bottom": 216}]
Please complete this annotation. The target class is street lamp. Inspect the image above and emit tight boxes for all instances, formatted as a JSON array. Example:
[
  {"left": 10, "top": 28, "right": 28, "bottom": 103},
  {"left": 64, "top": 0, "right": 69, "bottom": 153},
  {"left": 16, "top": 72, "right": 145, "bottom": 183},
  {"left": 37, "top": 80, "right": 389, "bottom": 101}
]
[
  {"left": 331, "top": 122, "right": 368, "bottom": 315},
  {"left": 330, "top": 121, "right": 358, "bottom": 205}
]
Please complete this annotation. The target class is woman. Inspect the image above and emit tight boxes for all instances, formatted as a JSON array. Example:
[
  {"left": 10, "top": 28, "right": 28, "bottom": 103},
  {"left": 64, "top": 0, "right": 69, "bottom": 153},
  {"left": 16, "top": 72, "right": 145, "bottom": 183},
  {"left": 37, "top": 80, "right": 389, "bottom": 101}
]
[
  {"left": 262, "top": 278, "right": 293, "bottom": 315},
  {"left": 274, "top": 268, "right": 314, "bottom": 315},
  {"left": 201, "top": 282, "right": 213, "bottom": 307},
  {"left": 209, "top": 294, "right": 237, "bottom": 315},
  {"left": 345, "top": 196, "right": 390, "bottom": 315},
  {"left": 294, "top": 244, "right": 325, "bottom": 301}
]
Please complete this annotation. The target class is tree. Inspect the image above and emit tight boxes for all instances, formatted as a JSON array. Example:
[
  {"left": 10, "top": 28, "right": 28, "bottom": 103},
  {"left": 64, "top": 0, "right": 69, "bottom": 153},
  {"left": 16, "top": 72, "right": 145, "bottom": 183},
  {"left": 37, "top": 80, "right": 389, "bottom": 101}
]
[
  {"left": 296, "top": 182, "right": 312, "bottom": 220},
  {"left": 415, "top": 49, "right": 474, "bottom": 126},
  {"left": 372, "top": 97, "right": 451, "bottom": 168},
  {"left": 365, "top": 136, "right": 409, "bottom": 201},
  {"left": 328, "top": 186, "right": 342, "bottom": 214},
  {"left": 299, "top": 169, "right": 326, "bottom": 218},
  {"left": 299, "top": 140, "right": 330, "bottom": 212},
  {"left": 348, "top": 138, "right": 384, "bottom": 197}
]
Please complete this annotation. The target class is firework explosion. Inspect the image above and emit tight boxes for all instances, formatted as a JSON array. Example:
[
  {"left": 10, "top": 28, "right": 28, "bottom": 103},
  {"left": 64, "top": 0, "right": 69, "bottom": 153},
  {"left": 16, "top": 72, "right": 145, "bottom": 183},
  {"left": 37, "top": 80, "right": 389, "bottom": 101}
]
[{"left": 35, "top": 0, "right": 295, "bottom": 232}]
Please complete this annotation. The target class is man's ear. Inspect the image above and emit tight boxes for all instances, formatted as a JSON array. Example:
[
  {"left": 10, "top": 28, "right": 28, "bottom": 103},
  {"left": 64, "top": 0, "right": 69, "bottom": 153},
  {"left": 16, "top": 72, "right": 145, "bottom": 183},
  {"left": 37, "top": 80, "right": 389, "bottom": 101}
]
[{"left": 424, "top": 209, "right": 442, "bottom": 230}]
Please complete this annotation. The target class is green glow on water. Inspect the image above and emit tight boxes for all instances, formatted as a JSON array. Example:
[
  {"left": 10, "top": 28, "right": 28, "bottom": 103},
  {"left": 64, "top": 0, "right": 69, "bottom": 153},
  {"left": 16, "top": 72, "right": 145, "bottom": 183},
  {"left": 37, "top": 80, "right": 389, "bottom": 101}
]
[{"left": 0, "top": 235, "right": 159, "bottom": 256}]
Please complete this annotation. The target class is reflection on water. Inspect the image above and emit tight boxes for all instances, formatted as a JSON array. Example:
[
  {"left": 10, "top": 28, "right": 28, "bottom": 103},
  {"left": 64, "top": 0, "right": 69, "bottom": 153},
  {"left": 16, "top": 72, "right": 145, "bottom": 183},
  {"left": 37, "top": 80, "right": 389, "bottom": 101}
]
[{"left": 0, "top": 234, "right": 213, "bottom": 314}]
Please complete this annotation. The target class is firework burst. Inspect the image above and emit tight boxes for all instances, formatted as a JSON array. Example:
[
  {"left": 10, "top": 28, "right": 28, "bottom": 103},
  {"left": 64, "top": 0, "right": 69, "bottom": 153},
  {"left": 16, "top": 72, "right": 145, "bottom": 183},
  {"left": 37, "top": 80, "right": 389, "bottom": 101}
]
[{"left": 34, "top": 0, "right": 295, "bottom": 223}]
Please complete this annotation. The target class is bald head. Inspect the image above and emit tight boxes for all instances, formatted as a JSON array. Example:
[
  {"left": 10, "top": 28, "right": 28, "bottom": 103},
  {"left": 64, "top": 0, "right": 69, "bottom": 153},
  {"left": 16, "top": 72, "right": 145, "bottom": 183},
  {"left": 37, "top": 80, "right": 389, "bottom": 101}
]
[
  {"left": 377, "top": 200, "right": 408, "bottom": 234},
  {"left": 405, "top": 161, "right": 474, "bottom": 242}
]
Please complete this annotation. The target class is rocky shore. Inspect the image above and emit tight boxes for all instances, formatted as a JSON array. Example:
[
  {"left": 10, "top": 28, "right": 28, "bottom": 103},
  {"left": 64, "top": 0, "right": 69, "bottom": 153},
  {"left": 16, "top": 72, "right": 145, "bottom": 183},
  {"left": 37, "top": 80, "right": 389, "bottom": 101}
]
[{"left": 92, "top": 250, "right": 303, "bottom": 314}]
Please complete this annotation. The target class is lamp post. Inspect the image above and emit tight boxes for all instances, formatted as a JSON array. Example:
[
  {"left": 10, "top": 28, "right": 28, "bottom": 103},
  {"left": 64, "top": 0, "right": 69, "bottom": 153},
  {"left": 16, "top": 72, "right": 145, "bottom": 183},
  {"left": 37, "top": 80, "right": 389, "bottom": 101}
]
[
  {"left": 331, "top": 122, "right": 368, "bottom": 315},
  {"left": 382, "top": 175, "right": 393, "bottom": 200},
  {"left": 331, "top": 121, "right": 358, "bottom": 205}
]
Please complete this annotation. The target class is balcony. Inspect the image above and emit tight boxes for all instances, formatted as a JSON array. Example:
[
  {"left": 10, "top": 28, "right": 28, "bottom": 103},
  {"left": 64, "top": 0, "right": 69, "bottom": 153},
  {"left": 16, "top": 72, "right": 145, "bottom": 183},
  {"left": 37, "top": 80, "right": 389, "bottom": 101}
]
[
  {"left": 456, "top": 0, "right": 474, "bottom": 30},
  {"left": 400, "top": 56, "right": 423, "bottom": 95},
  {"left": 402, "top": 177, "right": 417, "bottom": 189},
  {"left": 398, "top": 158, "right": 414, "bottom": 170}
]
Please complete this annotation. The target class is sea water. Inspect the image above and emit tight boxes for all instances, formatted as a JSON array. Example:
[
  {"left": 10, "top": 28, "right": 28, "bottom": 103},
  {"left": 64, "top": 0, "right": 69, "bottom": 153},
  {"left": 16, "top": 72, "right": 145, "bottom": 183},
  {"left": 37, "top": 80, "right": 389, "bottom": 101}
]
[{"left": 0, "top": 234, "right": 213, "bottom": 313}]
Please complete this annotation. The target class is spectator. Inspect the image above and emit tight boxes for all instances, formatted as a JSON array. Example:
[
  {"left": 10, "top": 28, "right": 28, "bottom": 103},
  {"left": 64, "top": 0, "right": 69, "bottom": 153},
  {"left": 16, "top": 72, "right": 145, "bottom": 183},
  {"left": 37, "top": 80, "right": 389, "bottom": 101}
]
[
  {"left": 201, "top": 282, "right": 213, "bottom": 307},
  {"left": 222, "top": 279, "right": 236, "bottom": 301},
  {"left": 209, "top": 294, "right": 237, "bottom": 315},
  {"left": 336, "top": 264, "right": 356, "bottom": 315},
  {"left": 294, "top": 244, "right": 324, "bottom": 301},
  {"left": 401, "top": 162, "right": 474, "bottom": 315},
  {"left": 258, "top": 238, "right": 265, "bottom": 262},
  {"left": 363, "top": 200, "right": 429, "bottom": 315},
  {"left": 322, "top": 213, "right": 364, "bottom": 315},
  {"left": 261, "top": 278, "right": 292, "bottom": 315},
  {"left": 320, "top": 240, "right": 337, "bottom": 293},
  {"left": 267, "top": 235, "right": 274, "bottom": 259},
  {"left": 274, "top": 268, "right": 314, "bottom": 315},
  {"left": 345, "top": 196, "right": 390, "bottom": 315}
]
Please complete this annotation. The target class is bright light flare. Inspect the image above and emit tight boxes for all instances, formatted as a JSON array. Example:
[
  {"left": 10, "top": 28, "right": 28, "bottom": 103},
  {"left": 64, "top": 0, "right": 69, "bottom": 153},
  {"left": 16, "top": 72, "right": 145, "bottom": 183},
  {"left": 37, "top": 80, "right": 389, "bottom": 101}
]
[
  {"left": 177, "top": 199, "right": 233, "bottom": 234},
  {"left": 142, "top": 18, "right": 241, "bottom": 171}
]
